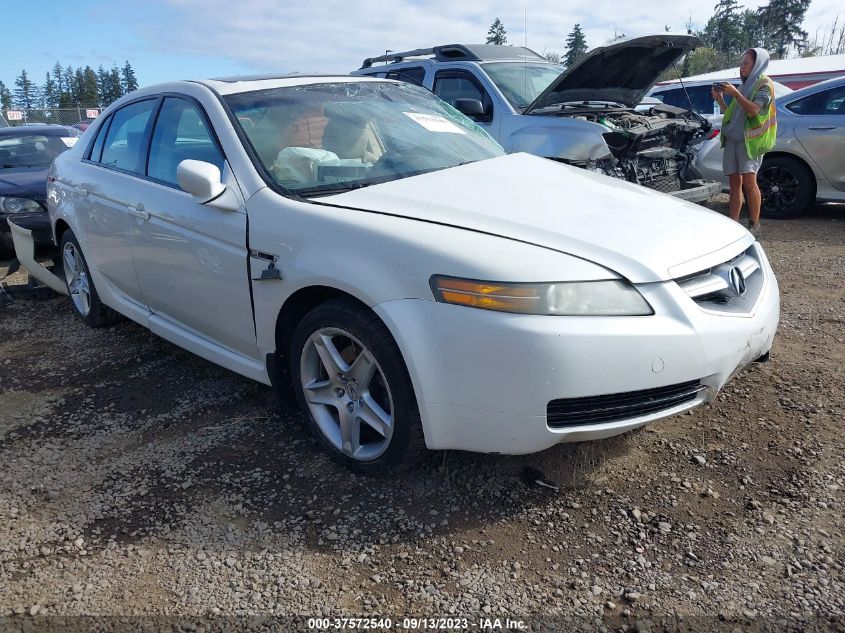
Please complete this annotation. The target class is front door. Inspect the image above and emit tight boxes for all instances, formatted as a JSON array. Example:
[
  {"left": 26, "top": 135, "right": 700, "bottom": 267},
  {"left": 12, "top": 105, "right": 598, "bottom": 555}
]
[{"left": 129, "top": 96, "right": 257, "bottom": 357}]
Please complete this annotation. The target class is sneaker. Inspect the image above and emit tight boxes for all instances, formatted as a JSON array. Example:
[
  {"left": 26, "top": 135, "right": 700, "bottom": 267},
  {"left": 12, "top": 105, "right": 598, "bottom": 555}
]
[{"left": 747, "top": 222, "right": 762, "bottom": 239}]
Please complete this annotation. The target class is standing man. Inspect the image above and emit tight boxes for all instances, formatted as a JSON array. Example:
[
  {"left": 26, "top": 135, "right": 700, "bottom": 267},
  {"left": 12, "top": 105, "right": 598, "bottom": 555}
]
[{"left": 711, "top": 48, "right": 777, "bottom": 238}]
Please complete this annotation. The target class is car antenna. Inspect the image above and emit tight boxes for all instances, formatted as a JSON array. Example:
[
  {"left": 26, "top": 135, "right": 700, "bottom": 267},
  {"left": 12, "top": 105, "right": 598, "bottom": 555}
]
[{"left": 524, "top": 8, "right": 528, "bottom": 111}]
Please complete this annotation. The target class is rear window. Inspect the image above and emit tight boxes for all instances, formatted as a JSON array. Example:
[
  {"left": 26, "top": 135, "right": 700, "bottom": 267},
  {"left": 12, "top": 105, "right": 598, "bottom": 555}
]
[{"left": 0, "top": 132, "right": 79, "bottom": 168}]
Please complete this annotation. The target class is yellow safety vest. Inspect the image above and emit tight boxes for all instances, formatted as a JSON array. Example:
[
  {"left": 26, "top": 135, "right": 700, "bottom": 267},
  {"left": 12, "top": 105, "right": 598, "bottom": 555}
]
[{"left": 721, "top": 75, "right": 777, "bottom": 159}]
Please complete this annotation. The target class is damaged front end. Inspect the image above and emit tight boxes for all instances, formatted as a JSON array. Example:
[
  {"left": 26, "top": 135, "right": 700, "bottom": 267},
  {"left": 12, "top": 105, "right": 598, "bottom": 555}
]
[{"left": 581, "top": 106, "right": 720, "bottom": 202}]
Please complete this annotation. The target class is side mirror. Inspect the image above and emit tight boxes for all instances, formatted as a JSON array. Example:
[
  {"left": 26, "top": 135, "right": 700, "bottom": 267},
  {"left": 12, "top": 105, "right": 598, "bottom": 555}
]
[
  {"left": 177, "top": 160, "right": 226, "bottom": 204},
  {"left": 454, "top": 99, "right": 486, "bottom": 118}
]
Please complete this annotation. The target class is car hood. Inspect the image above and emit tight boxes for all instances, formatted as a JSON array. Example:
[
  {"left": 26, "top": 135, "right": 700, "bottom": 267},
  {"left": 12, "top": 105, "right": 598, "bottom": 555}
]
[
  {"left": 0, "top": 167, "right": 48, "bottom": 197},
  {"left": 524, "top": 34, "right": 701, "bottom": 112},
  {"left": 317, "top": 153, "right": 749, "bottom": 284}
]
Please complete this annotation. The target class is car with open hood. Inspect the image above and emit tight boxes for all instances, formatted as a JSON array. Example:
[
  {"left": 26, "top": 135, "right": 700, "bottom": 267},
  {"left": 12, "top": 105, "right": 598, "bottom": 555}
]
[
  {"left": 352, "top": 35, "right": 720, "bottom": 202},
  {"left": 9, "top": 74, "right": 778, "bottom": 473},
  {"left": 0, "top": 124, "right": 80, "bottom": 256}
]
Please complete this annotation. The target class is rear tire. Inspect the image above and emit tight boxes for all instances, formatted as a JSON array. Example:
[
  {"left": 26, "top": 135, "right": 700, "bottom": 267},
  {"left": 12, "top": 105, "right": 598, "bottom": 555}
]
[
  {"left": 289, "top": 298, "right": 426, "bottom": 474},
  {"left": 60, "top": 230, "right": 120, "bottom": 328},
  {"left": 758, "top": 156, "right": 814, "bottom": 219}
]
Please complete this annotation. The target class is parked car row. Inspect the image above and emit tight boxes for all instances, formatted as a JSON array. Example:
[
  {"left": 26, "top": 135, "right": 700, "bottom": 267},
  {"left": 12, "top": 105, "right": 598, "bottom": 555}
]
[{"left": 10, "top": 67, "right": 779, "bottom": 472}]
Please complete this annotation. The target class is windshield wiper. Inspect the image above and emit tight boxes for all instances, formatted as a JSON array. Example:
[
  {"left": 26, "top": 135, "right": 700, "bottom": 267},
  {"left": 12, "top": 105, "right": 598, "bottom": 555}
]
[{"left": 297, "top": 181, "right": 374, "bottom": 197}]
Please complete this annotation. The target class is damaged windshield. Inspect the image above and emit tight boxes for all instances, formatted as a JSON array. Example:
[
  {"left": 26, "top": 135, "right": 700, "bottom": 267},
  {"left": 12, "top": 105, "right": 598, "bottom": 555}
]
[{"left": 224, "top": 82, "right": 504, "bottom": 196}]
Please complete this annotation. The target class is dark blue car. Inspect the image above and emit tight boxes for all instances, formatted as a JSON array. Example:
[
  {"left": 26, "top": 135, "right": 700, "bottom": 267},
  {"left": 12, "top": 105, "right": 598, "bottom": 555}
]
[{"left": 0, "top": 125, "right": 81, "bottom": 257}]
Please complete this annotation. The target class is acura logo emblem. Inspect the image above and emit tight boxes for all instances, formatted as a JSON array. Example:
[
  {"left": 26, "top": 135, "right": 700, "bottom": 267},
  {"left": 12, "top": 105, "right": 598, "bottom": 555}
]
[{"left": 729, "top": 266, "right": 746, "bottom": 296}]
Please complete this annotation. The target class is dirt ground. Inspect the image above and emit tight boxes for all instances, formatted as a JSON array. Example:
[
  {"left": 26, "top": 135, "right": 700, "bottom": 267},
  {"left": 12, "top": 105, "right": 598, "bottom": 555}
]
[{"left": 0, "top": 199, "right": 843, "bottom": 632}]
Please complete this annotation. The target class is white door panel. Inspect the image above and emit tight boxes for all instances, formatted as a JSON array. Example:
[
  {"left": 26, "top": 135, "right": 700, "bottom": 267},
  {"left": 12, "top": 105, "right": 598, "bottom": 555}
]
[
  {"left": 73, "top": 165, "right": 148, "bottom": 305},
  {"left": 129, "top": 170, "right": 257, "bottom": 358}
]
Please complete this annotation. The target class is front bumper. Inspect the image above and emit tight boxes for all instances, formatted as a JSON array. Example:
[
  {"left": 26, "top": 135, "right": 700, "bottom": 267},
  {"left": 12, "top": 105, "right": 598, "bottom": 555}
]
[
  {"left": 668, "top": 179, "right": 722, "bottom": 203},
  {"left": 1, "top": 212, "right": 55, "bottom": 254},
  {"left": 374, "top": 247, "right": 779, "bottom": 454}
]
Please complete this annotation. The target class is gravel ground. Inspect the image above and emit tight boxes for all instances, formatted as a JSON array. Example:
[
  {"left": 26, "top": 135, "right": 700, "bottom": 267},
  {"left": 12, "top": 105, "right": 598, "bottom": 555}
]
[{"left": 0, "top": 200, "right": 843, "bottom": 632}]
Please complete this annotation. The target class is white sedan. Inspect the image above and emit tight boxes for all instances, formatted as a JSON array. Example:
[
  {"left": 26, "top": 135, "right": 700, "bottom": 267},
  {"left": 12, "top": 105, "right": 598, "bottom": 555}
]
[{"left": 11, "top": 74, "right": 779, "bottom": 473}]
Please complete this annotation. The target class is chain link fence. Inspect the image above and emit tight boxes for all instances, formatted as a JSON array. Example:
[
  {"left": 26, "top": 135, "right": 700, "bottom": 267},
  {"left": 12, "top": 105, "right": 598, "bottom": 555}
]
[{"left": 1, "top": 107, "right": 103, "bottom": 128}]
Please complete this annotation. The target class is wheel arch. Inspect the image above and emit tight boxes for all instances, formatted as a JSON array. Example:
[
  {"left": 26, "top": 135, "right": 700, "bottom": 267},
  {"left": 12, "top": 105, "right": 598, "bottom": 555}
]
[
  {"left": 270, "top": 285, "right": 380, "bottom": 401},
  {"left": 53, "top": 218, "right": 72, "bottom": 246}
]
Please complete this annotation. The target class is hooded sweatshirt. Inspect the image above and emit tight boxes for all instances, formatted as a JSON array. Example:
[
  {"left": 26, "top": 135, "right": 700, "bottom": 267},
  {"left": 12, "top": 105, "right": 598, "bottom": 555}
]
[{"left": 723, "top": 48, "right": 771, "bottom": 142}]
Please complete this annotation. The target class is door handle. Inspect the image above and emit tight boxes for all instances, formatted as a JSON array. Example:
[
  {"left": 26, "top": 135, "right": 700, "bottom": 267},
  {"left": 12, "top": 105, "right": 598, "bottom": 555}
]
[
  {"left": 76, "top": 187, "right": 89, "bottom": 197},
  {"left": 127, "top": 205, "right": 150, "bottom": 221},
  {"left": 807, "top": 125, "right": 837, "bottom": 130}
]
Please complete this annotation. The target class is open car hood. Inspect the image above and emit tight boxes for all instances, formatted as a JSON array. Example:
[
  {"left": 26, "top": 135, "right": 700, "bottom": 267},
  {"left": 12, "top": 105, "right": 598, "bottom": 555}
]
[{"left": 524, "top": 34, "right": 701, "bottom": 112}]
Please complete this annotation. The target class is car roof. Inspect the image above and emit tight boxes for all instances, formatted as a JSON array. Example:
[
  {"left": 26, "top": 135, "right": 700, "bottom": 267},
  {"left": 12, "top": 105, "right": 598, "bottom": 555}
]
[
  {"left": 780, "top": 74, "right": 845, "bottom": 101},
  {"left": 360, "top": 44, "right": 547, "bottom": 69},
  {"left": 115, "top": 75, "right": 391, "bottom": 99}
]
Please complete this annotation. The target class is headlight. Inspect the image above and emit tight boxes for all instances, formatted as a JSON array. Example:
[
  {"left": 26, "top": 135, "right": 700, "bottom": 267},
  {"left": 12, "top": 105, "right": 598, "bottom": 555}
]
[
  {"left": 430, "top": 275, "right": 653, "bottom": 316},
  {"left": 0, "top": 196, "right": 43, "bottom": 214}
]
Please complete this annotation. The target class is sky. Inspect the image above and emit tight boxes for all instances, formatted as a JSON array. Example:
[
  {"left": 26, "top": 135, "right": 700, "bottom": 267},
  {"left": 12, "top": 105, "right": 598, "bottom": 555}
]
[{"left": 0, "top": 0, "right": 842, "bottom": 90}]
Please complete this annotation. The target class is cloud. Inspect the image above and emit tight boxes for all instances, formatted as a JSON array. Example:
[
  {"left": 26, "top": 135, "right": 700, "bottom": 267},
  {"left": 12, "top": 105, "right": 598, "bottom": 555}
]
[{"left": 135, "top": 0, "right": 841, "bottom": 76}]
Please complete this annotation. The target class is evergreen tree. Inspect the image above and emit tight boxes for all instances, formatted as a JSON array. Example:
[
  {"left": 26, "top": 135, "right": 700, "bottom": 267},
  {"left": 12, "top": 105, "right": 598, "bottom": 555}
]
[
  {"left": 80, "top": 66, "right": 100, "bottom": 107},
  {"left": 109, "top": 65, "right": 123, "bottom": 103},
  {"left": 121, "top": 61, "right": 138, "bottom": 93},
  {"left": 43, "top": 72, "right": 57, "bottom": 109},
  {"left": 96, "top": 65, "right": 109, "bottom": 104},
  {"left": 758, "top": 0, "right": 812, "bottom": 58},
  {"left": 564, "top": 24, "right": 588, "bottom": 67},
  {"left": 738, "top": 9, "right": 761, "bottom": 51},
  {"left": 486, "top": 18, "right": 507, "bottom": 45},
  {"left": 63, "top": 66, "right": 76, "bottom": 105},
  {"left": 701, "top": 0, "right": 744, "bottom": 58},
  {"left": 0, "top": 81, "right": 11, "bottom": 110},
  {"left": 13, "top": 70, "right": 36, "bottom": 109},
  {"left": 52, "top": 61, "right": 64, "bottom": 96}
]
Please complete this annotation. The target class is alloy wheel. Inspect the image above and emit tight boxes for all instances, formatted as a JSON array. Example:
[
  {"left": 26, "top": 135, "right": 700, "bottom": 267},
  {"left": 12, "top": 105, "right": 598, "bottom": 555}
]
[
  {"left": 758, "top": 165, "right": 800, "bottom": 215},
  {"left": 62, "top": 242, "right": 91, "bottom": 316},
  {"left": 299, "top": 327, "right": 394, "bottom": 461}
]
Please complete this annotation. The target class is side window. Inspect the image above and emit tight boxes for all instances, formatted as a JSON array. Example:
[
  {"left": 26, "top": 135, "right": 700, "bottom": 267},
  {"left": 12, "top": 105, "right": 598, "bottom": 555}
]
[
  {"left": 385, "top": 67, "right": 426, "bottom": 86},
  {"left": 433, "top": 71, "right": 493, "bottom": 120},
  {"left": 658, "top": 89, "right": 683, "bottom": 108},
  {"left": 147, "top": 97, "right": 225, "bottom": 187},
  {"left": 87, "top": 115, "right": 112, "bottom": 162},
  {"left": 100, "top": 99, "right": 157, "bottom": 173},
  {"left": 819, "top": 87, "right": 845, "bottom": 114},
  {"left": 784, "top": 87, "right": 845, "bottom": 116}
]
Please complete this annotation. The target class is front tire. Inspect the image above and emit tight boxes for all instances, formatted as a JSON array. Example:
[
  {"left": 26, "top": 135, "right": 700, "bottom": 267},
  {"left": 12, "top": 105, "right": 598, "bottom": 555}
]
[
  {"left": 60, "top": 230, "right": 120, "bottom": 327},
  {"left": 758, "top": 156, "right": 815, "bottom": 219},
  {"left": 289, "top": 298, "right": 426, "bottom": 473}
]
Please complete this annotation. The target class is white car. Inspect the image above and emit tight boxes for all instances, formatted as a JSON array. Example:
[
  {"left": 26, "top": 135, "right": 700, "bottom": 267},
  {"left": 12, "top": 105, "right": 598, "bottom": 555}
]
[{"left": 11, "top": 75, "right": 779, "bottom": 473}]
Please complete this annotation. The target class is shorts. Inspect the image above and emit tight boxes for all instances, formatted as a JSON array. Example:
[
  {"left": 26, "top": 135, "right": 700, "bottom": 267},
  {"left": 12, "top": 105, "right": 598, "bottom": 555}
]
[{"left": 722, "top": 137, "right": 763, "bottom": 175}]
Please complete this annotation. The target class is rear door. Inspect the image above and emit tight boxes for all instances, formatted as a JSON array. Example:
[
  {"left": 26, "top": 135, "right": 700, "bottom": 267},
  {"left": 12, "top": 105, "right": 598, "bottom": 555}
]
[
  {"left": 75, "top": 98, "right": 159, "bottom": 308},
  {"left": 791, "top": 85, "right": 845, "bottom": 191},
  {"left": 129, "top": 95, "right": 257, "bottom": 357}
]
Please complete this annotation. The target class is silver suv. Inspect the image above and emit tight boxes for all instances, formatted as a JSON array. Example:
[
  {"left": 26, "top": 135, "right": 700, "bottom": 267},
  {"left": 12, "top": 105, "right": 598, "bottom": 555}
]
[{"left": 352, "top": 36, "right": 720, "bottom": 202}]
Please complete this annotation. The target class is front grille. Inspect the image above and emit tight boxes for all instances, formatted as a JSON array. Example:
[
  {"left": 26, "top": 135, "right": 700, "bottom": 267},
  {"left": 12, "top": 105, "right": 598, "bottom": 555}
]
[
  {"left": 674, "top": 245, "right": 764, "bottom": 314},
  {"left": 547, "top": 380, "right": 704, "bottom": 428}
]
